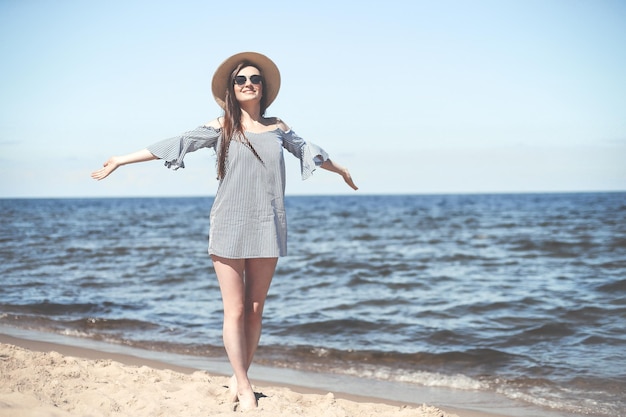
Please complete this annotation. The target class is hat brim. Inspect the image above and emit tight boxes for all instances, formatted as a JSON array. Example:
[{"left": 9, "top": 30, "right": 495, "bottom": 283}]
[{"left": 211, "top": 52, "right": 281, "bottom": 110}]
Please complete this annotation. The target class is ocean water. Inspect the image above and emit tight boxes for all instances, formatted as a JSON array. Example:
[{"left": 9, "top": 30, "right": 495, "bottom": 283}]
[{"left": 0, "top": 193, "right": 624, "bottom": 416}]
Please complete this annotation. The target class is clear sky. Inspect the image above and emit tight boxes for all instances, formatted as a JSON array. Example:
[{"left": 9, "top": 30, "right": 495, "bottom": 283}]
[{"left": 1, "top": 0, "right": 625, "bottom": 197}]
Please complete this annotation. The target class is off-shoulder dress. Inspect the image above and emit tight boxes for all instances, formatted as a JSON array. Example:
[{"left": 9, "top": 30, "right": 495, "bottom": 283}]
[{"left": 146, "top": 126, "right": 328, "bottom": 258}]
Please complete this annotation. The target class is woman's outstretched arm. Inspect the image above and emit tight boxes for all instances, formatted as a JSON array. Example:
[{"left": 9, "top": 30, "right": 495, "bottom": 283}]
[
  {"left": 320, "top": 159, "right": 358, "bottom": 190},
  {"left": 91, "top": 149, "right": 158, "bottom": 181}
]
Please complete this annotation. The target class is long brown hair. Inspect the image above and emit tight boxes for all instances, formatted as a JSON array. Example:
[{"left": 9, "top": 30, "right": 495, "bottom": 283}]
[{"left": 217, "top": 61, "right": 267, "bottom": 180}]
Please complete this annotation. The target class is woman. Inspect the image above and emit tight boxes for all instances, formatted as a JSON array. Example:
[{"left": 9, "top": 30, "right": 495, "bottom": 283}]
[{"left": 91, "top": 51, "right": 357, "bottom": 410}]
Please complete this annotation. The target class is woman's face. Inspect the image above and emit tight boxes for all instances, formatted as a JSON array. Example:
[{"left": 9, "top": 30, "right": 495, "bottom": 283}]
[{"left": 233, "top": 65, "right": 263, "bottom": 106}]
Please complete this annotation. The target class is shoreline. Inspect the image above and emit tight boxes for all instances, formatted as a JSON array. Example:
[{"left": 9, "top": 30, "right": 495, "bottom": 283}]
[{"left": 0, "top": 328, "right": 520, "bottom": 417}]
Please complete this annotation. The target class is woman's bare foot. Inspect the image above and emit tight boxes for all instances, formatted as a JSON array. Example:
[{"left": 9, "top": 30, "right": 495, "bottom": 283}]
[
  {"left": 228, "top": 375, "right": 238, "bottom": 403},
  {"left": 229, "top": 375, "right": 257, "bottom": 410},
  {"left": 237, "top": 385, "right": 257, "bottom": 411}
]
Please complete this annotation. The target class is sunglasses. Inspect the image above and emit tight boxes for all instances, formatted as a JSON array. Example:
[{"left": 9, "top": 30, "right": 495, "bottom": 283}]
[{"left": 234, "top": 75, "right": 263, "bottom": 86}]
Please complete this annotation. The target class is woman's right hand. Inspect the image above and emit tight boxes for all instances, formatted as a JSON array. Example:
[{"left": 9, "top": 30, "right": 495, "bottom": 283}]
[
  {"left": 91, "top": 149, "right": 158, "bottom": 181},
  {"left": 91, "top": 156, "right": 121, "bottom": 181}
]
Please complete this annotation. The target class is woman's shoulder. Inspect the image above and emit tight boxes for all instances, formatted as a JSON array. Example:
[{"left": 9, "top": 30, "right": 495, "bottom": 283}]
[
  {"left": 270, "top": 117, "right": 290, "bottom": 132},
  {"left": 204, "top": 117, "right": 223, "bottom": 130}
]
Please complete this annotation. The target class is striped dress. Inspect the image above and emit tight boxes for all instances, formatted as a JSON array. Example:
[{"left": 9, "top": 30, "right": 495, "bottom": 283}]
[{"left": 146, "top": 126, "right": 328, "bottom": 258}]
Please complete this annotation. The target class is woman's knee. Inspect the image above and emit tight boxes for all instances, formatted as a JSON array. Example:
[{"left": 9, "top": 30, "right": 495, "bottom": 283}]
[
  {"left": 223, "top": 303, "right": 246, "bottom": 323},
  {"left": 245, "top": 302, "right": 264, "bottom": 322}
]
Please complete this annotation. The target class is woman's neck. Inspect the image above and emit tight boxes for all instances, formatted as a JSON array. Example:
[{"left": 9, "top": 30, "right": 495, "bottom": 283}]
[
  {"left": 239, "top": 105, "right": 273, "bottom": 131},
  {"left": 239, "top": 106, "right": 262, "bottom": 123}
]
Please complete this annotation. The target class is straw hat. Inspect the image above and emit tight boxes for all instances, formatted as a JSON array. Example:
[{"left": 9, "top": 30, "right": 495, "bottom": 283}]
[{"left": 211, "top": 52, "right": 281, "bottom": 110}]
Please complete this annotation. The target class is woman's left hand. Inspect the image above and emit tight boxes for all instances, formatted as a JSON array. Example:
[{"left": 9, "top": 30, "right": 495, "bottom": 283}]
[
  {"left": 340, "top": 168, "right": 358, "bottom": 190},
  {"left": 320, "top": 159, "right": 358, "bottom": 190}
]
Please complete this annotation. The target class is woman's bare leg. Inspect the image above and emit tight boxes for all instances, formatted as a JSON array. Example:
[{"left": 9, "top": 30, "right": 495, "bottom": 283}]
[
  {"left": 212, "top": 255, "right": 277, "bottom": 410},
  {"left": 243, "top": 257, "right": 278, "bottom": 367}
]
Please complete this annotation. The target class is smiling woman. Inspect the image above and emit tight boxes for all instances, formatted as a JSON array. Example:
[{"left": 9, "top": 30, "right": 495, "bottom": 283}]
[{"left": 90, "top": 51, "right": 357, "bottom": 410}]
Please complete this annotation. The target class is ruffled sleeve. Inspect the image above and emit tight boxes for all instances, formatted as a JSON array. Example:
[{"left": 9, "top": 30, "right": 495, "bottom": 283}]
[
  {"left": 280, "top": 129, "right": 329, "bottom": 180},
  {"left": 146, "top": 126, "right": 220, "bottom": 170}
]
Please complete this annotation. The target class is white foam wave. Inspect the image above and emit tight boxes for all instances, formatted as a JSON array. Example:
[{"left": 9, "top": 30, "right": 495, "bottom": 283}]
[{"left": 341, "top": 365, "right": 488, "bottom": 391}]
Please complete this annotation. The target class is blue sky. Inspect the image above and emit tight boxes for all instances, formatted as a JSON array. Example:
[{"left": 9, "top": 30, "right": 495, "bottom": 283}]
[{"left": 1, "top": 0, "right": 625, "bottom": 197}]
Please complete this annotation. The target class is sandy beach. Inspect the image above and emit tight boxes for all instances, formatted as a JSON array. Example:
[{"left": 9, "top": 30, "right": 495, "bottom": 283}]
[{"left": 0, "top": 334, "right": 510, "bottom": 417}]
